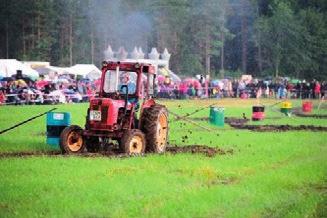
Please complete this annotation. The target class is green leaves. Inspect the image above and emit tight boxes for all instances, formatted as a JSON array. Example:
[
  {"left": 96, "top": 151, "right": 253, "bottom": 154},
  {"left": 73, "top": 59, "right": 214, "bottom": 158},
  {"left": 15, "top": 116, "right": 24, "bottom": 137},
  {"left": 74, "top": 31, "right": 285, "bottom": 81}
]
[{"left": 0, "top": 0, "right": 326, "bottom": 79}]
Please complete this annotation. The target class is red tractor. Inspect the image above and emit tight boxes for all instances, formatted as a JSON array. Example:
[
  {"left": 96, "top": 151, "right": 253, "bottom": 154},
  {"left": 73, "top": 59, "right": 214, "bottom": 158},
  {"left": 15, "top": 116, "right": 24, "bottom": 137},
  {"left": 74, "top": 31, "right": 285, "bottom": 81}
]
[{"left": 59, "top": 61, "right": 168, "bottom": 155}]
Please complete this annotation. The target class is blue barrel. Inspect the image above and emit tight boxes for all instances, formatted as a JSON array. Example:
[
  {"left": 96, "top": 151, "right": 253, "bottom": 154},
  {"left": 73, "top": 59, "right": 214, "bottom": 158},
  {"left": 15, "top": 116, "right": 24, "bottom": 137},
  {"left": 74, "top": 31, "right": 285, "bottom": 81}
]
[
  {"left": 46, "top": 112, "right": 71, "bottom": 147},
  {"left": 209, "top": 107, "right": 224, "bottom": 127}
]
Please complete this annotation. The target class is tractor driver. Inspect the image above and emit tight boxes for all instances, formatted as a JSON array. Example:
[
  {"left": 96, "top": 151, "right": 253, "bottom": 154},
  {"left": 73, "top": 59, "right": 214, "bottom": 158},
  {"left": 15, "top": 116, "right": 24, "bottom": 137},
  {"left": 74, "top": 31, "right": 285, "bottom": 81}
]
[
  {"left": 119, "top": 72, "right": 136, "bottom": 95},
  {"left": 118, "top": 72, "right": 139, "bottom": 111}
]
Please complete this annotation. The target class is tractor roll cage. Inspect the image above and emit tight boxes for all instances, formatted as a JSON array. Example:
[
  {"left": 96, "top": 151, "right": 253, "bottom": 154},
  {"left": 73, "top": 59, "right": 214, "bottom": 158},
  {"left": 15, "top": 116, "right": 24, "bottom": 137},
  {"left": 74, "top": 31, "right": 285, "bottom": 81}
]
[{"left": 99, "top": 61, "right": 156, "bottom": 99}]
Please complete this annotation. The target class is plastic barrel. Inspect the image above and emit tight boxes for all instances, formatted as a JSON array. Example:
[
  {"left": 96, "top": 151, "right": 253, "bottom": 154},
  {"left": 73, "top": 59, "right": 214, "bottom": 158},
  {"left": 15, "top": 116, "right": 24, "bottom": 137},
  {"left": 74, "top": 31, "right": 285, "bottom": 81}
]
[
  {"left": 209, "top": 107, "right": 224, "bottom": 127},
  {"left": 46, "top": 112, "right": 71, "bottom": 147},
  {"left": 280, "top": 108, "right": 291, "bottom": 114},
  {"left": 252, "top": 106, "right": 265, "bottom": 121},
  {"left": 302, "top": 101, "right": 313, "bottom": 113},
  {"left": 280, "top": 101, "right": 292, "bottom": 116}
]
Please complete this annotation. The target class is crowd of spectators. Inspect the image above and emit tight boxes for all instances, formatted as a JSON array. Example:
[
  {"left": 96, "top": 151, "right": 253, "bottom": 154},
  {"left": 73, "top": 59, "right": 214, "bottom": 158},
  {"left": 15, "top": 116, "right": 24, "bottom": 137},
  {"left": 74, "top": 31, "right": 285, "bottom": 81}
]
[
  {"left": 0, "top": 73, "right": 98, "bottom": 105},
  {"left": 0, "top": 72, "right": 326, "bottom": 106},
  {"left": 156, "top": 77, "right": 326, "bottom": 100}
]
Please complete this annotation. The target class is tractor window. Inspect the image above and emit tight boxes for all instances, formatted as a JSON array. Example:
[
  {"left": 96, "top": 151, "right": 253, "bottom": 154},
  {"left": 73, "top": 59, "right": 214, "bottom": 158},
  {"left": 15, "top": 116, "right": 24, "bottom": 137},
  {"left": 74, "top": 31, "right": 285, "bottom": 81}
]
[
  {"left": 103, "top": 70, "right": 118, "bottom": 93},
  {"left": 103, "top": 70, "right": 137, "bottom": 94},
  {"left": 148, "top": 74, "right": 154, "bottom": 95}
]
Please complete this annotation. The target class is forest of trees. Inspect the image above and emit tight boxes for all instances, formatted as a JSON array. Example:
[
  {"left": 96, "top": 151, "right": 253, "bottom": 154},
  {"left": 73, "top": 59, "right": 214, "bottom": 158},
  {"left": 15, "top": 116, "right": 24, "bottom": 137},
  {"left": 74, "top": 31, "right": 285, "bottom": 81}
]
[{"left": 0, "top": 0, "right": 326, "bottom": 80}]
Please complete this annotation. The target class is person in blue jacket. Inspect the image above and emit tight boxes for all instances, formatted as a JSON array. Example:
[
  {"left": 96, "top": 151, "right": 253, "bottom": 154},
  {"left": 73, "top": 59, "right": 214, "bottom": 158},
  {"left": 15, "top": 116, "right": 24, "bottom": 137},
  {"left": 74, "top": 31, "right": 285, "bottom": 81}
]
[{"left": 119, "top": 72, "right": 136, "bottom": 95}]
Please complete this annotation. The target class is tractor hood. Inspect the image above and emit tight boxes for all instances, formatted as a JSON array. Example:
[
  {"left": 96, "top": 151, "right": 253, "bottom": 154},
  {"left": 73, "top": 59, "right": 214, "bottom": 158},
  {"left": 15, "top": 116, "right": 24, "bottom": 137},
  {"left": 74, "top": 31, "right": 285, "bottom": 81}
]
[{"left": 88, "top": 98, "right": 127, "bottom": 131}]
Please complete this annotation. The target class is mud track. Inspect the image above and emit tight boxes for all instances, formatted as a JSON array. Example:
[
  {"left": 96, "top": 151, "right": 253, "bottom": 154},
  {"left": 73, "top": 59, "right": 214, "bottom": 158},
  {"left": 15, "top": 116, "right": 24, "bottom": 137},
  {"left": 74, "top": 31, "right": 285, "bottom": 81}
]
[
  {"left": 167, "top": 145, "right": 233, "bottom": 157},
  {"left": 294, "top": 113, "right": 327, "bottom": 119},
  {"left": 189, "top": 117, "right": 250, "bottom": 125},
  {"left": 224, "top": 117, "right": 250, "bottom": 125},
  {"left": 190, "top": 116, "right": 327, "bottom": 132},
  {"left": 229, "top": 124, "right": 327, "bottom": 132},
  {"left": 226, "top": 116, "right": 327, "bottom": 132},
  {"left": 0, "top": 145, "right": 233, "bottom": 159}
]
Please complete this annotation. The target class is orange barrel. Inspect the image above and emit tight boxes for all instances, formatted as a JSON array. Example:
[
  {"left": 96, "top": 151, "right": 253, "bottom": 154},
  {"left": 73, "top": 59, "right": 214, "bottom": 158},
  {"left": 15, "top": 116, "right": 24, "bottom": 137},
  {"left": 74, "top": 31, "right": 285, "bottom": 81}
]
[
  {"left": 302, "top": 101, "right": 313, "bottom": 113},
  {"left": 252, "top": 106, "right": 265, "bottom": 121}
]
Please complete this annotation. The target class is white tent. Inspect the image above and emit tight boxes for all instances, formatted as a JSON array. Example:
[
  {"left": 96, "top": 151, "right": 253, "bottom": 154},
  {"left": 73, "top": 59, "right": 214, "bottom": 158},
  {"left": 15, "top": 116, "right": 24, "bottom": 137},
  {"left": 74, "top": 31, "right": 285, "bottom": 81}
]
[
  {"left": 35, "top": 66, "right": 72, "bottom": 76},
  {"left": 0, "top": 59, "right": 39, "bottom": 79},
  {"left": 65, "top": 64, "right": 101, "bottom": 80}
]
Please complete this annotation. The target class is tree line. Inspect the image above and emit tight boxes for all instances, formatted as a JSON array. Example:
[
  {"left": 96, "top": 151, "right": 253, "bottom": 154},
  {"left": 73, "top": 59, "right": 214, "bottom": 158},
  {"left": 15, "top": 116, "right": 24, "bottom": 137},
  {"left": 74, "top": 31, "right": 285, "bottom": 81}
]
[{"left": 0, "top": 0, "right": 326, "bottom": 80}]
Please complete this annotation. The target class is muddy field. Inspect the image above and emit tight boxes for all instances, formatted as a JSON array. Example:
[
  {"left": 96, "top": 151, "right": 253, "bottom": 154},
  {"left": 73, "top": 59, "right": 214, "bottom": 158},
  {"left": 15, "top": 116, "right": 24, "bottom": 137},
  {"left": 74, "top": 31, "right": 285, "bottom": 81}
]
[
  {"left": 294, "top": 113, "right": 327, "bottom": 119},
  {"left": 188, "top": 116, "right": 327, "bottom": 132},
  {"left": 0, "top": 145, "right": 233, "bottom": 158},
  {"left": 227, "top": 117, "right": 327, "bottom": 132},
  {"left": 229, "top": 123, "right": 327, "bottom": 132}
]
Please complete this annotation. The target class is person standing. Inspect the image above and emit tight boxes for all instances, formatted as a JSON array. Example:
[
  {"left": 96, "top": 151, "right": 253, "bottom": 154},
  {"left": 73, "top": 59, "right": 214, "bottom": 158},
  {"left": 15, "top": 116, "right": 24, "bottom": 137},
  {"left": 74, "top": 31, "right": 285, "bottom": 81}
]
[
  {"left": 310, "top": 80, "right": 316, "bottom": 98},
  {"left": 314, "top": 81, "right": 321, "bottom": 99},
  {"left": 321, "top": 81, "right": 326, "bottom": 99}
]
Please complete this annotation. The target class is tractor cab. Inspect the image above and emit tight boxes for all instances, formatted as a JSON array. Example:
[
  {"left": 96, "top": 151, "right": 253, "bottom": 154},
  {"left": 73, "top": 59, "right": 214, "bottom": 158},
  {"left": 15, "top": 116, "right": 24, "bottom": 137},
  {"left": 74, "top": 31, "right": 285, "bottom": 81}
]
[
  {"left": 100, "top": 61, "right": 156, "bottom": 100},
  {"left": 59, "top": 61, "right": 168, "bottom": 155},
  {"left": 86, "top": 62, "right": 156, "bottom": 131}
]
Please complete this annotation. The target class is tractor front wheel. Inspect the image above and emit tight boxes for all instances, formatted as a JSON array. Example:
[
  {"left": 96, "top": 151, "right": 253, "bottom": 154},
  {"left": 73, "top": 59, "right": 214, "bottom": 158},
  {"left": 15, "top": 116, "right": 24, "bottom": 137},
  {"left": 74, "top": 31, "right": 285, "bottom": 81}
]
[
  {"left": 120, "top": 129, "right": 146, "bottom": 155},
  {"left": 60, "top": 125, "right": 85, "bottom": 154}
]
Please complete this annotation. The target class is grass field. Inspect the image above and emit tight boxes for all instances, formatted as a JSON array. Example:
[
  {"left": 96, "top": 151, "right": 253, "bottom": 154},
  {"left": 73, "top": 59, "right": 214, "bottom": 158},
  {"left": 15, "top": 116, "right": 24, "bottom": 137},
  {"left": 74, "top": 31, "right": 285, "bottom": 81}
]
[{"left": 0, "top": 99, "right": 326, "bottom": 217}]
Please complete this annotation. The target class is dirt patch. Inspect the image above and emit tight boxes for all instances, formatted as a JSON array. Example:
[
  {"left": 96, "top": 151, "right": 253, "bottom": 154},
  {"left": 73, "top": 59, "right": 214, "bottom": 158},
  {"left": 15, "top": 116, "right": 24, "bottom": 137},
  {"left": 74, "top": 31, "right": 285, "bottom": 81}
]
[
  {"left": 189, "top": 117, "right": 250, "bottom": 125},
  {"left": 0, "top": 150, "right": 62, "bottom": 158},
  {"left": 167, "top": 145, "right": 233, "bottom": 157},
  {"left": 294, "top": 113, "right": 327, "bottom": 119},
  {"left": 212, "top": 116, "right": 327, "bottom": 132},
  {"left": 229, "top": 123, "right": 327, "bottom": 132},
  {"left": 225, "top": 117, "right": 250, "bottom": 125},
  {"left": 0, "top": 145, "right": 233, "bottom": 159},
  {"left": 185, "top": 116, "right": 327, "bottom": 132}
]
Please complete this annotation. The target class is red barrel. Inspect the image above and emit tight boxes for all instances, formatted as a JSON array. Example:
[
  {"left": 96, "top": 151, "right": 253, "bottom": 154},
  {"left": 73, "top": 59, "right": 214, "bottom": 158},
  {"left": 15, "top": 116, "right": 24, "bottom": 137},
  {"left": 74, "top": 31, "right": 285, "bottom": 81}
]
[
  {"left": 252, "top": 106, "right": 265, "bottom": 121},
  {"left": 302, "top": 101, "right": 313, "bottom": 113}
]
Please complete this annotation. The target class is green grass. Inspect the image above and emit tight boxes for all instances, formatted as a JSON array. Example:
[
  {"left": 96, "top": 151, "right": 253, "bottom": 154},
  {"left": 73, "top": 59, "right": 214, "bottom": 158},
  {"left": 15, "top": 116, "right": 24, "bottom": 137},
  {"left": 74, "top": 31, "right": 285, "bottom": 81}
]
[{"left": 0, "top": 99, "right": 326, "bottom": 217}]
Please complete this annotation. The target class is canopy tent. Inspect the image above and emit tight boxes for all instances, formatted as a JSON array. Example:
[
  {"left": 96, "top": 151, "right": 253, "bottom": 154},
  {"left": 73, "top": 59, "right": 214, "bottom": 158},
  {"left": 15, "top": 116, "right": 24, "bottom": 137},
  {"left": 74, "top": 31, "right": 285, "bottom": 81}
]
[
  {"left": 34, "top": 66, "right": 70, "bottom": 76},
  {"left": 34, "top": 66, "right": 54, "bottom": 75},
  {"left": 0, "top": 59, "right": 39, "bottom": 80},
  {"left": 65, "top": 64, "right": 101, "bottom": 80}
]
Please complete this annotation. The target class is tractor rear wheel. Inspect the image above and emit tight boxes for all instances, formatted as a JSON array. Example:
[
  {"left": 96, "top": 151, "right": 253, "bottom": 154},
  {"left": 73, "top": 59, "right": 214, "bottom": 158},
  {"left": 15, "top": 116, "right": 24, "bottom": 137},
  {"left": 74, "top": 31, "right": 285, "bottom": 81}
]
[
  {"left": 59, "top": 125, "right": 85, "bottom": 154},
  {"left": 141, "top": 105, "right": 168, "bottom": 153},
  {"left": 120, "top": 129, "right": 146, "bottom": 155}
]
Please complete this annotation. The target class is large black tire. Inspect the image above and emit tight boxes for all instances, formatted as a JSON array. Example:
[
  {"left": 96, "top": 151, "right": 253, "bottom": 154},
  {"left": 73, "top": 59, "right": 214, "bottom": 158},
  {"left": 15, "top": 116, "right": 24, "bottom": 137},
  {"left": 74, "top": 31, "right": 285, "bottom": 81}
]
[
  {"left": 141, "top": 105, "right": 168, "bottom": 153},
  {"left": 120, "top": 129, "right": 146, "bottom": 155},
  {"left": 85, "top": 136, "right": 100, "bottom": 153},
  {"left": 59, "top": 125, "right": 85, "bottom": 154}
]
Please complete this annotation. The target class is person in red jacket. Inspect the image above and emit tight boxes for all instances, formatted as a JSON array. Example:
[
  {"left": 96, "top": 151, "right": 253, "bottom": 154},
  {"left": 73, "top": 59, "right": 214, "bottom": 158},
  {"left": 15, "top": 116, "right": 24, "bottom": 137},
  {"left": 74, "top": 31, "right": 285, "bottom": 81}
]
[
  {"left": 314, "top": 81, "right": 321, "bottom": 99},
  {"left": 0, "top": 90, "right": 6, "bottom": 105}
]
